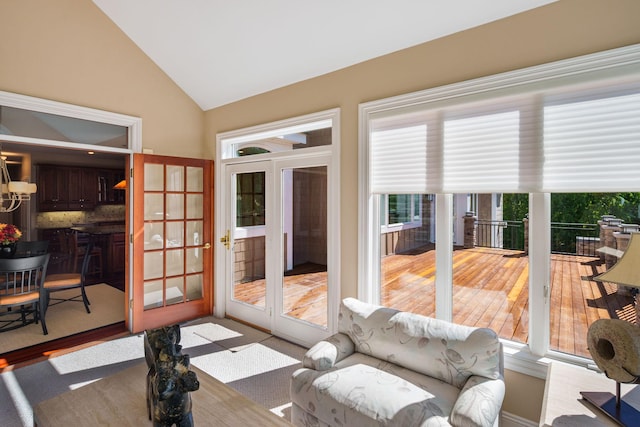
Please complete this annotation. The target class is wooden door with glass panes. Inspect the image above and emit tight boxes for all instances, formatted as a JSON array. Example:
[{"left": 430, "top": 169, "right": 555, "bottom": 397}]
[{"left": 132, "top": 154, "right": 213, "bottom": 332}]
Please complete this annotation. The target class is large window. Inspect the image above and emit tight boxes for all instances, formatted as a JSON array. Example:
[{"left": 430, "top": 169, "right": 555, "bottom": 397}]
[{"left": 359, "top": 44, "right": 640, "bottom": 376}]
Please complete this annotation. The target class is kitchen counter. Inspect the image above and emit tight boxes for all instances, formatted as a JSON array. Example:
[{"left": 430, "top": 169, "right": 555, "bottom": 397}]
[{"left": 70, "top": 225, "right": 126, "bottom": 235}]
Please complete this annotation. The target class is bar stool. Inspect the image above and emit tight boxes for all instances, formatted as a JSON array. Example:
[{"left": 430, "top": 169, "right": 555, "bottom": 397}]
[{"left": 69, "top": 231, "right": 103, "bottom": 278}]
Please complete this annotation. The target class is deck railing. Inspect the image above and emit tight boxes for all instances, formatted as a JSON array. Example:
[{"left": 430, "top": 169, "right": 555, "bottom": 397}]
[
  {"left": 551, "top": 222, "right": 599, "bottom": 256},
  {"left": 476, "top": 220, "right": 524, "bottom": 250},
  {"left": 474, "top": 220, "right": 599, "bottom": 256}
]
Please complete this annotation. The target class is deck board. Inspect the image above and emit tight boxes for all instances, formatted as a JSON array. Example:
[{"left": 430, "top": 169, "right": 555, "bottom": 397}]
[{"left": 234, "top": 246, "right": 633, "bottom": 359}]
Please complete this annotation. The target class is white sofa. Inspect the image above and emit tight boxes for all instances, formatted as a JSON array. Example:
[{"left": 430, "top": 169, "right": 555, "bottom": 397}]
[{"left": 290, "top": 298, "right": 505, "bottom": 427}]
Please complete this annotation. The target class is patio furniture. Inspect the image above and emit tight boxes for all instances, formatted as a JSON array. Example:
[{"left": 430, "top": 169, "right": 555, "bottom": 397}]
[
  {"left": 291, "top": 298, "right": 505, "bottom": 427},
  {"left": 0, "top": 254, "right": 51, "bottom": 334}
]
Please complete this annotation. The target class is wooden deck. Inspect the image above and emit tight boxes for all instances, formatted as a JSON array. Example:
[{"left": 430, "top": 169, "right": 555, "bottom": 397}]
[
  {"left": 234, "top": 246, "right": 634, "bottom": 359},
  {"left": 381, "top": 245, "right": 635, "bottom": 358}
]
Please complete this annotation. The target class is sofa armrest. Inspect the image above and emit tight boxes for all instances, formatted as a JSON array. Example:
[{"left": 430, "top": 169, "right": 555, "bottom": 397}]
[
  {"left": 302, "top": 332, "right": 355, "bottom": 371},
  {"left": 450, "top": 375, "right": 505, "bottom": 427}
]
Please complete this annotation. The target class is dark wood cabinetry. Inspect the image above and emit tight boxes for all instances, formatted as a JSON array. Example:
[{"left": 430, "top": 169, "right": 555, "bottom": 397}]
[
  {"left": 109, "top": 232, "right": 126, "bottom": 274},
  {"left": 37, "top": 166, "right": 69, "bottom": 211},
  {"left": 37, "top": 165, "right": 125, "bottom": 212},
  {"left": 98, "top": 168, "right": 126, "bottom": 205},
  {"left": 68, "top": 167, "right": 98, "bottom": 210}
]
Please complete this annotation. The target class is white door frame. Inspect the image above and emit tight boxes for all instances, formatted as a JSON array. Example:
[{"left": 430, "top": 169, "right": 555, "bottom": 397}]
[{"left": 214, "top": 108, "right": 340, "bottom": 347}]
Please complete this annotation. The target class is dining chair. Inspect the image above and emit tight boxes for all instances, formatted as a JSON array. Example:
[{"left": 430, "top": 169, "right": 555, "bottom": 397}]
[
  {"left": 42, "top": 241, "right": 94, "bottom": 315},
  {"left": 14, "top": 240, "right": 50, "bottom": 258},
  {"left": 0, "top": 253, "right": 50, "bottom": 334}
]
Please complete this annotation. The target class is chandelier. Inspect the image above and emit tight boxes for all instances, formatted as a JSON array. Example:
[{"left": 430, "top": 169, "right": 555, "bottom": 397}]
[{"left": 0, "top": 148, "right": 37, "bottom": 213}]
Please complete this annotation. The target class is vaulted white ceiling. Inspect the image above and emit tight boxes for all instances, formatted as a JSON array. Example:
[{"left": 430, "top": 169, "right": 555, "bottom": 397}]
[{"left": 93, "top": 0, "right": 556, "bottom": 111}]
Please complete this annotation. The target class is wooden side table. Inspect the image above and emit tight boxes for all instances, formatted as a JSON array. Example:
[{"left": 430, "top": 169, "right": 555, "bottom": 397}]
[{"left": 540, "top": 362, "right": 640, "bottom": 427}]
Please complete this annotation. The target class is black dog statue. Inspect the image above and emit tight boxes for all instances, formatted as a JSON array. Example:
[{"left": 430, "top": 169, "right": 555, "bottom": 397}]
[{"left": 144, "top": 324, "right": 200, "bottom": 427}]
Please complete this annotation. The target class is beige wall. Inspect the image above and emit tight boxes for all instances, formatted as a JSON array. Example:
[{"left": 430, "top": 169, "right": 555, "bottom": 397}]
[
  {"left": 204, "top": 0, "right": 640, "bottom": 421},
  {"left": 0, "top": 0, "right": 204, "bottom": 158},
  {"left": 3, "top": 0, "right": 640, "bottom": 423}
]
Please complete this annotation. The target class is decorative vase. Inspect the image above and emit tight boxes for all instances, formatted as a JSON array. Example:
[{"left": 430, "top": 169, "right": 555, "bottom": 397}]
[{"left": 0, "top": 243, "right": 16, "bottom": 258}]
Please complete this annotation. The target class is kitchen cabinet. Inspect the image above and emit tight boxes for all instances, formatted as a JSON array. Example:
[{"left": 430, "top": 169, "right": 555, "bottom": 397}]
[
  {"left": 68, "top": 167, "right": 98, "bottom": 210},
  {"left": 98, "top": 169, "right": 126, "bottom": 204},
  {"left": 37, "top": 165, "right": 125, "bottom": 211},
  {"left": 37, "top": 165, "right": 69, "bottom": 211},
  {"left": 109, "top": 232, "right": 126, "bottom": 274}
]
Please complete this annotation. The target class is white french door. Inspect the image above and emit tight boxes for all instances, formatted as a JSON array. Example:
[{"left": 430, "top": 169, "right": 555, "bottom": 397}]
[
  {"left": 222, "top": 155, "right": 335, "bottom": 346},
  {"left": 223, "top": 161, "right": 272, "bottom": 329}
]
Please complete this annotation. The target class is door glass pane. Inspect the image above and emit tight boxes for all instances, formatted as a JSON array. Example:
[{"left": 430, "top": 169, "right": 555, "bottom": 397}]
[
  {"left": 166, "top": 194, "right": 184, "bottom": 219},
  {"left": 144, "top": 194, "right": 164, "bottom": 220},
  {"left": 186, "top": 221, "right": 202, "bottom": 246},
  {"left": 144, "top": 223, "right": 164, "bottom": 250},
  {"left": 281, "top": 166, "right": 328, "bottom": 327},
  {"left": 187, "top": 167, "right": 203, "bottom": 192},
  {"left": 166, "top": 165, "right": 184, "bottom": 191},
  {"left": 166, "top": 277, "right": 184, "bottom": 306},
  {"left": 186, "top": 248, "right": 203, "bottom": 273},
  {"left": 187, "top": 194, "right": 203, "bottom": 219},
  {"left": 186, "top": 274, "right": 203, "bottom": 301},
  {"left": 144, "top": 251, "right": 164, "bottom": 280},
  {"left": 144, "top": 280, "right": 164, "bottom": 309},
  {"left": 166, "top": 249, "right": 184, "bottom": 276},
  {"left": 166, "top": 222, "right": 184, "bottom": 247},
  {"left": 237, "top": 172, "right": 265, "bottom": 227},
  {"left": 233, "top": 172, "right": 266, "bottom": 308},
  {"left": 144, "top": 164, "right": 164, "bottom": 191}
]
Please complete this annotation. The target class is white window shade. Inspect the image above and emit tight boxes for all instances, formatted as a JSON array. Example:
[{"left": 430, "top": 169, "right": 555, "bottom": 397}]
[
  {"left": 370, "top": 124, "right": 428, "bottom": 194},
  {"left": 443, "top": 110, "right": 521, "bottom": 193},
  {"left": 543, "top": 91, "right": 640, "bottom": 192}
]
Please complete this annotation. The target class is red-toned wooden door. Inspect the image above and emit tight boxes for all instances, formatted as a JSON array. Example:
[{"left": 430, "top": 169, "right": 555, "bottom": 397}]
[{"left": 131, "top": 154, "right": 213, "bottom": 332}]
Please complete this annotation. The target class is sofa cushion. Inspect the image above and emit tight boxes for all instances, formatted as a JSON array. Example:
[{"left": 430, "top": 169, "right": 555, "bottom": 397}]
[
  {"left": 338, "top": 298, "right": 501, "bottom": 388},
  {"left": 291, "top": 352, "right": 460, "bottom": 427}
]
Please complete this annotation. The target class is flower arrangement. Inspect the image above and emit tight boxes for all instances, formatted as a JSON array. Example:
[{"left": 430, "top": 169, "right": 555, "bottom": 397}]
[{"left": 0, "top": 223, "right": 22, "bottom": 245}]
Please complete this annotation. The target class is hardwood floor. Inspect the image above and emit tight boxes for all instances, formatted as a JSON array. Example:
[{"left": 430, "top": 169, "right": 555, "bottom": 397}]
[
  {"left": 0, "top": 322, "right": 128, "bottom": 370},
  {"left": 236, "top": 245, "right": 634, "bottom": 359}
]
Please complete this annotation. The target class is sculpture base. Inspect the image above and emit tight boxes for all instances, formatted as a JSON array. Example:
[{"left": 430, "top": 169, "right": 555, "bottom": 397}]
[{"left": 581, "top": 391, "right": 640, "bottom": 427}]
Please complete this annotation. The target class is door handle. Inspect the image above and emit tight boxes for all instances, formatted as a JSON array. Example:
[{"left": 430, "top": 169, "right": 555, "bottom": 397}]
[
  {"left": 220, "top": 230, "right": 230, "bottom": 249},
  {"left": 203, "top": 242, "right": 211, "bottom": 249}
]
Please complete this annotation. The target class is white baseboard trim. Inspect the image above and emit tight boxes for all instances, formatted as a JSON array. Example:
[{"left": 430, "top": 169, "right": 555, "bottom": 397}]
[{"left": 501, "top": 411, "right": 538, "bottom": 427}]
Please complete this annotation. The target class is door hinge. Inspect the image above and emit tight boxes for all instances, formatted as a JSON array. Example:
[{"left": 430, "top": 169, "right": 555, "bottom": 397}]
[{"left": 129, "top": 299, "right": 133, "bottom": 310}]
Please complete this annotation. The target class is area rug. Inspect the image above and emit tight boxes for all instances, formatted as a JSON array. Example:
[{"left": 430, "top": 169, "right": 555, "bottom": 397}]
[
  {"left": 0, "top": 284, "right": 124, "bottom": 354},
  {"left": 0, "top": 317, "right": 307, "bottom": 427}
]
